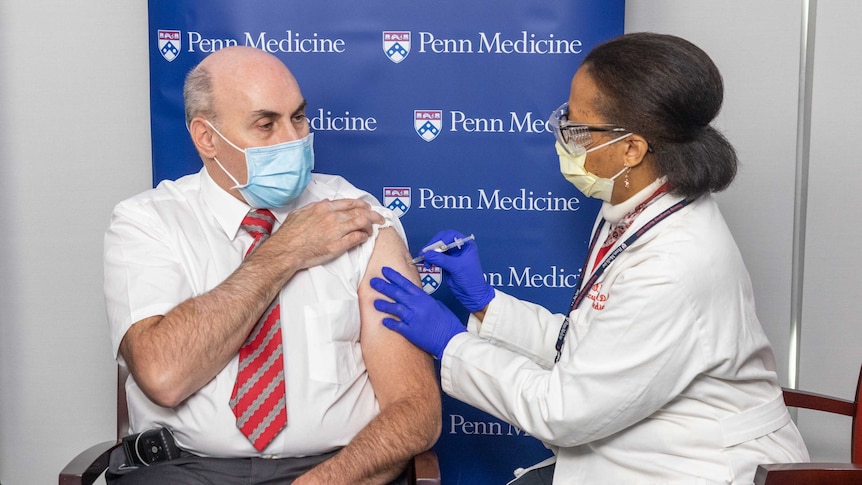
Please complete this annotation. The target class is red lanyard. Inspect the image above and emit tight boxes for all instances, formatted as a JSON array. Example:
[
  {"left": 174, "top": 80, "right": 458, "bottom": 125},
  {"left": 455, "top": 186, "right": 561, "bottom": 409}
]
[{"left": 591, "top": 184, "right": 669, "bottom": 266}]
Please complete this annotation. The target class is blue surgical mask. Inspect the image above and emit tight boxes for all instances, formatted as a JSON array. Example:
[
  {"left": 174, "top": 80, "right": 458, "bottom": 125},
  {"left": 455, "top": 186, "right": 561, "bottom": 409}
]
[{"left": 207, "top": 121, "right": 314, "bottom": 208}]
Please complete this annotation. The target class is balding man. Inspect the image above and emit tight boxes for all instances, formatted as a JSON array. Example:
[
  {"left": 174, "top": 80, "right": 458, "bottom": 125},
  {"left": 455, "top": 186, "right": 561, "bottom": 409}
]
[{"left": 104, "top": 46, "right": 441, "bottom": 485}]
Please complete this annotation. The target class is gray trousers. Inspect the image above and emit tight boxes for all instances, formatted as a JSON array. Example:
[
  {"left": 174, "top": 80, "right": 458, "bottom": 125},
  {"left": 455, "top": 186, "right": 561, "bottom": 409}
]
[{"left": 106, "top": 448, "right": 408, "bottom": 485}]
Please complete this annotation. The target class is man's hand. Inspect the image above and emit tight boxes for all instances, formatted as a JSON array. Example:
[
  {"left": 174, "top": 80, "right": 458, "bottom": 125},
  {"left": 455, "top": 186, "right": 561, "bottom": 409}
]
[
  {"left": 259, "top": 198, "right": 385, "bottom": 270},
  {"left": 121, "top": 198, "right": 385, "bottom": 407}
]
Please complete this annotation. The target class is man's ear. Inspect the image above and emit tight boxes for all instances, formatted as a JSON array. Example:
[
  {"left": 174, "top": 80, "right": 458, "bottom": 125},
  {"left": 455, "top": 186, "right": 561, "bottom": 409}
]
[
  {"left": 622, "top": 134, "right": 651, "bottom": 168},
  {"left": 189, "top": 118, "right": 217, "bottom": 158}
]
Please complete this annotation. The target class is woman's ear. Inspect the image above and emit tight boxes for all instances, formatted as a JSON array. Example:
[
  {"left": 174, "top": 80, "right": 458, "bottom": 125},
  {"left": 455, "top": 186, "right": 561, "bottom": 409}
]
[
  {"left": 622, "top": 134, "right": 651, "bottom": 168},
  {"left": 189, "top": 118, "right": 217, "bottom": 159}
]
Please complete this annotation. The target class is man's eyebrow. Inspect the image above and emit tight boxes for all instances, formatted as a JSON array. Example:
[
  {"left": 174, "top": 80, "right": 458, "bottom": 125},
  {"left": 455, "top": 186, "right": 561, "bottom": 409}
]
[
  {"left": 291, "top": 99, "right": 308, "bottom": 118},
  {"left": 250, "top": 109, "right": 281, "bottom": 120},
  {"left": 248, "top": 99, "right": 306, "bottom": 121}
]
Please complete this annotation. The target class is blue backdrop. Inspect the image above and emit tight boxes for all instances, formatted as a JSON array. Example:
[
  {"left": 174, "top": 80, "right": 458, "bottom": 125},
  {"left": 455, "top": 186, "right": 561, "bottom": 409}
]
[{"left": 147, "top": 2, "right": 624, "bottom": 482}]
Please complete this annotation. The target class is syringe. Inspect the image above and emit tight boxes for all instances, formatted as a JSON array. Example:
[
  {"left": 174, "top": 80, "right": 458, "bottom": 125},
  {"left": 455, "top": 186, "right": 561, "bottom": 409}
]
[{"left": 411, "top": 234, "right": 476, "bottom": 264}]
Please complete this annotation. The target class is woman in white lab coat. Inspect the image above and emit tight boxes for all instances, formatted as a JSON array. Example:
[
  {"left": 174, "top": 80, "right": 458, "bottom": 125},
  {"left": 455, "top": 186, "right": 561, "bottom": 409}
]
[{"left": 371, "top": 33, "right": 809, "bottom": 484}]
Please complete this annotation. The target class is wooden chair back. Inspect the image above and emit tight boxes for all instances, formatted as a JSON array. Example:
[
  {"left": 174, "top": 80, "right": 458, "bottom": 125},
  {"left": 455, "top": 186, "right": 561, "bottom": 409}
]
[
  {"left": 754, "top": 364, "right": 862, "bottom": 484},
  {"left": 117, "top": 366, "right": 129, "bottom": 439},
  {"left": 781, "top": 366, "right": 862, "bottom": 464}
]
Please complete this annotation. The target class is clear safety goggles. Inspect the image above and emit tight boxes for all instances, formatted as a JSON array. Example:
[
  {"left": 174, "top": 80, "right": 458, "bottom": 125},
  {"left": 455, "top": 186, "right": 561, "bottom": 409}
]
[{"left": 548, "top": 102, "right": 629, "bottom": 154}]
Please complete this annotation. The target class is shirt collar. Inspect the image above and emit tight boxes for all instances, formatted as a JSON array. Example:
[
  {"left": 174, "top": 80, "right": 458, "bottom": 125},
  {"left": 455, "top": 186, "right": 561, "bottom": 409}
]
[
  {"left": 600, "top": 176, "right": 668, "bottom": 224},
  {"left": 200, "top": 167, "right": 291, "bottom": 240}
]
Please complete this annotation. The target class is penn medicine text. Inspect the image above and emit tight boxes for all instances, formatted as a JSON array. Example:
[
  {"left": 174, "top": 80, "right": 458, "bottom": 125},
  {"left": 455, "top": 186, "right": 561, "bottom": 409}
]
[
  {"left": 184, "top": 30, "right": 581, "bottom": 56},
  {"left": 186, "top": 31, "right": 345, "bottom": 53},
  {"left": 449, "top": 414, "right": 530, "bottom": 436},
  {"left": 488, "top": 266, "right": 580, "bottom": 289},
  {"left": 417, "top": 188, "right": 581, "bottom": 212},
  {"left": 450, "top": 111, "right": 552, "bottom": 134},
  {"left": 419, "top": 31, "right": 582, "bottom": 54}
]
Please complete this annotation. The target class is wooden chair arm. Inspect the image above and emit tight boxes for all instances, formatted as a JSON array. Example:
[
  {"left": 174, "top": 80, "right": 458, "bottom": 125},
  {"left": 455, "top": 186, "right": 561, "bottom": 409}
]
[
  {"left": 410, "top": 449, "right": 441, "bottom": 485},
  {"left": 754, "top": 462, "right": 862, "bottom": 485},
  {"left": 59, "top": 441, "right": 120, "bottom": 485},
  {"left": 782, "top": 388, "right": 856, "bottom": 416}
]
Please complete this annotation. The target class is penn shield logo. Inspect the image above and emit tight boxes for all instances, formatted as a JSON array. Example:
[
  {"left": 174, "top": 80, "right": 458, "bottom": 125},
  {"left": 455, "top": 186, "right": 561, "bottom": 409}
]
[
  {"left": 158, "top": 30, "right": 181, "bottom": 62},
  {"left": 383, "top": 187, "right": 411, "bottom": 218},
  {"left": 414, "top": 110, "right": 443, "bottom": 142},
  {"left": 418, "top": 265, "right": 443, "bottom": 294},
  {"left": 383, "top": 31, "right": 410, "bottom": 63}
]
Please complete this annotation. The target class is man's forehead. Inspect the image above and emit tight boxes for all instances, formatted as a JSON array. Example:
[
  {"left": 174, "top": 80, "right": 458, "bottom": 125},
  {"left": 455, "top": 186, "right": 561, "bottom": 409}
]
[
  {"left": 242, "top": 95, "right": 306, "bottom": 117},
  {"left": 228, "top": 100, "right": 304, "bottom": 123},
  {"left": 212, "top": 74, "right": 303, "bottom": 119}
]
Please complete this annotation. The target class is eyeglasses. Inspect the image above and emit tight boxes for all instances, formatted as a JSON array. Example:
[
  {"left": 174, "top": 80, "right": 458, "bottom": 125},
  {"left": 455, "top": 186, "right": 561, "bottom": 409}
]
[{"left": 548, "top": 102, "right": 628, "bottom": 154}]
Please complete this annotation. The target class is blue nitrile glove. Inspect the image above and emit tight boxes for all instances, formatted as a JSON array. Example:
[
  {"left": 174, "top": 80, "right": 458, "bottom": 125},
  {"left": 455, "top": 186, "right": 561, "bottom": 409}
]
[
  {"left": 371, "top": 266, "right": 467, "bottom": 360},
  {"left": 420, "top": 229, "right": 495, "bottom": 312}
]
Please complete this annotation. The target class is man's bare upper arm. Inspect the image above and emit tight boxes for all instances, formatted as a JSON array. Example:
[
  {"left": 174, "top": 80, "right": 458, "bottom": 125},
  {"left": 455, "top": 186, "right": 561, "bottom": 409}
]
[{"left": 357, "top": 227, "right": 437, "bottom": 409}]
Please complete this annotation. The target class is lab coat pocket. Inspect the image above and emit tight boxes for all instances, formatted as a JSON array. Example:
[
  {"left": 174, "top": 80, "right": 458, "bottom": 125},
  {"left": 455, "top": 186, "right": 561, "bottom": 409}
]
[{"left": 304, "top": 298, "right": 363, "bottom": 385}]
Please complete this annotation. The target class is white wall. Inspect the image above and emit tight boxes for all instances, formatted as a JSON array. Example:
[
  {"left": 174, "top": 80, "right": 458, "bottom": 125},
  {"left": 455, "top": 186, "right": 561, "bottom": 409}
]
[
  {"left": 796, "top": 0, "right": 862, "bottom": 461},
  {"left": 0, "top": 1, "right": 151, "bottom": 484},
  {"left": 0, "top": 1, "right": 858, "bottom": 484}
]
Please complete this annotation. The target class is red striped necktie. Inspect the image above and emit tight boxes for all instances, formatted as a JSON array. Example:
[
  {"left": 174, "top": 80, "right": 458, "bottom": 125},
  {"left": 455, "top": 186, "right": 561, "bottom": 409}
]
[{"left": 229, "top": 209, "right": 287, "bottom": 451}]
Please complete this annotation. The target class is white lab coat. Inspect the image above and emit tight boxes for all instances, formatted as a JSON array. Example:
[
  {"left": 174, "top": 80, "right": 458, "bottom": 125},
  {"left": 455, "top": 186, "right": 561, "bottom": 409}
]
[{"left": 440, "top": 192, "right": 808, "bottom": 484}]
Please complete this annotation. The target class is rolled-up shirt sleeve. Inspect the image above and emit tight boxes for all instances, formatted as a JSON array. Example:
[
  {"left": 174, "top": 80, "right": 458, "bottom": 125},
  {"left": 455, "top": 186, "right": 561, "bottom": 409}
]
[{"left": 104, "top": 201, "right": 195, "bottom": 363}]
